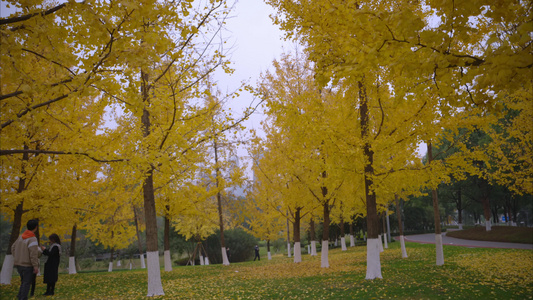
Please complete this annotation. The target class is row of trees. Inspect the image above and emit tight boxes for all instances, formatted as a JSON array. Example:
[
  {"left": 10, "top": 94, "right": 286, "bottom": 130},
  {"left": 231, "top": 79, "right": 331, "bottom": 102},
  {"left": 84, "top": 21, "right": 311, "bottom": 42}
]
[{"left": 245, "top": 0, "right": 531, "bottom": 280}]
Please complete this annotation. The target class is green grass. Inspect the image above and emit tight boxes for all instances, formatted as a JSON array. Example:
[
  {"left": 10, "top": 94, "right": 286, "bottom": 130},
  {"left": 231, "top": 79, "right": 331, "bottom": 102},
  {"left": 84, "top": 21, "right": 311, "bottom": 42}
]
[
  {"left": 1, "top": 241, "right": 532, "bottom": 299},
  {"left": 447, "top": 226, "right": 533, "bottom": 244}
]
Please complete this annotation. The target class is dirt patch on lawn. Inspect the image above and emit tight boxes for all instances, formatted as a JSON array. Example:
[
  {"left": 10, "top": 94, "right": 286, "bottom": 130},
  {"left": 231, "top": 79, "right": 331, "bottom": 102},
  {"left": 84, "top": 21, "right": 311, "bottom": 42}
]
[{"left": 447, "top": 226, "right": 533, "bottom": 244}]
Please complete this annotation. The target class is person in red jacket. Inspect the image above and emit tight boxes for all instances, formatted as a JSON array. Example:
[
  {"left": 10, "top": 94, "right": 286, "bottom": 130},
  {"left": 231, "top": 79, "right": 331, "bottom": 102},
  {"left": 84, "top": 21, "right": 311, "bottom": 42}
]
[
  {"left": 41, "top": 233, "right": 61, "bottom": 296},
  {"left": 12, "top": 219, "right": 41, "bottom": 300}
]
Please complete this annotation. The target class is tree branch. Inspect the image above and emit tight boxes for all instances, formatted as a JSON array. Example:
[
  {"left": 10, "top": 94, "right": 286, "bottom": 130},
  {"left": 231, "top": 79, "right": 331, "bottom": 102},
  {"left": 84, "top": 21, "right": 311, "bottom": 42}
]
[
  {"left": 0, "top": 149, "right": 127, "bottom": 163},
  {"left": 0, "top": 3, "right": 68, "bottom": 26}
]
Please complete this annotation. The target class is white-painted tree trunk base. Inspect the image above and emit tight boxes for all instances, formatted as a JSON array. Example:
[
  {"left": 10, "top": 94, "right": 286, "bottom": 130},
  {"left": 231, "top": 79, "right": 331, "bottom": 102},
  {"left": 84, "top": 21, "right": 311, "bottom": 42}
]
[
  {"left": 164, "top": 250, "right": 172, "bottom": 272},
  {"left": 321, "top": 240, "right": 329, "bottom": 268},
  {"left": 146, "top": 251, "right": 165, "bottom": 296},
  {"left": 205, "top": 257, "right": 209, "bottom": 265},
  {"left": 293, "top": 242, "right": 302, "bottom": 263},
  {"left": 334, "top": 239, "right": 338, "bottom": 247},
  {"left": 399, "top": 235, "right": 408, "bottom": 258},
  {"left": 108, "top": 262, "right": 113, "bottom": 272},
  {"left": 311, "top": 241, "right": 317, "bottom": 256},
  {"left": 307, "top": 245, "right": 310, "bottom": 254},
  {"left": 129, "top": 262, "right": 133, "bottom": 270},
  {"left": 140, "top": 254, "right": 146, "bottom": 269},
  {"left": 68, "top": 256, "right": 77, "bottom": 274},
  {"left": 267, "top": 252, "right": 272, "bottom": 260},
  {"left": 117, "top": 260, "right": 121, "bottom": 267},
  {"left": 341, "top": 237, "right": 347, "bottom": 251},
  {"left": 221, "top": 247, "right": 230, "bottom": 266},
  {"left": 350, "top": 235, "right": 355, "bottom": 247},
  {"left": 364, "top": 234, "right": 367, "bottom": 241},
  {"left": 199, "top": 255, "right": 204, "bottom": 265},
  {"left": 378, "top": 235, "right": 384, "bottom": 252},
  {"left": 485, "top": 220, "right": 492, "bottom": 231},
  {"left": 458, "top": 223, "right": 463, "bottom": 230},
  {"left": 384, "top": 234, "right": 388, "bottom": 249},
  {"left": 365, "top": 238, "right": 382, "bottom": 279},
  {"left": 0, "top": 254, "right": 14, "bottom": 285},
  {"left": 287, "top": 243, "right": 291, "bottom": 257},
  {"left": 435, "top": 234, "right": 444, "bottom": 266}
]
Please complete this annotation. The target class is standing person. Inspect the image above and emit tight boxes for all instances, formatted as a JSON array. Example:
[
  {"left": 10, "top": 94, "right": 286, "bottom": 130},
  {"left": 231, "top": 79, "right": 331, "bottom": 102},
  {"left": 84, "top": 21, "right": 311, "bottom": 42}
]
[
  {"left": 12, "top": 219, "right": 41, "bottom": 300},
  {"left": 41, "top": 234, "right": 61, "bottom": 296},
  {"left": 254, "top": 245, "right": 260, "bottom": 261}
]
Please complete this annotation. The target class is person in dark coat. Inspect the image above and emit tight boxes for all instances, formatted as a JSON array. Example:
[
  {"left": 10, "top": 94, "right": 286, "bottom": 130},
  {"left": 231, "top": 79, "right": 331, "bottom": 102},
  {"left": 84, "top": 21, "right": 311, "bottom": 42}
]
[{"left": 41, "top": 233, "right": 61, "bottom": 296}]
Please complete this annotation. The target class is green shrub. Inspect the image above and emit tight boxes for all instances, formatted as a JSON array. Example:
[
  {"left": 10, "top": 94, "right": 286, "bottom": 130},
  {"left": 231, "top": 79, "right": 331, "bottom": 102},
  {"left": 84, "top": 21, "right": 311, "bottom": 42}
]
[{"left": 205, "top": 228, "right": 258, "bottom": 264}]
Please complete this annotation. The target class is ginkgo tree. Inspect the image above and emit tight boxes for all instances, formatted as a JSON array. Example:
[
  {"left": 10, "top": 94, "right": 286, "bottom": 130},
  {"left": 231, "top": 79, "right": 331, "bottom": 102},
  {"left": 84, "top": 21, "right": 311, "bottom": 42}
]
[
  {"left": 172, "top": 180, "right": 220, "bottom": 266},
  {"left": 482, "top": 92, "right": 533, "bottom": 196},
  {"left": 202, "top": 95, "right": 248, "bottom": 266},
  {"left": 0, "top": 68, "right": 105, "bottom": 284},
  {"left": 244, "top": 149, "right": 287, "bottom": 260}
]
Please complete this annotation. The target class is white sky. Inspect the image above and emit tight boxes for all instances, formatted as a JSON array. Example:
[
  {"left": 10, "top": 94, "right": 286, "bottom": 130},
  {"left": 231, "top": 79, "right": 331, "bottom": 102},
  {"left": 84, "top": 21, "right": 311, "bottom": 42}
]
[
  {"left": 216, "top": 0, "right": 289, "bottom": 129},
  {"left": 213, "top": 0, "right": 291, "bottom": 167}
]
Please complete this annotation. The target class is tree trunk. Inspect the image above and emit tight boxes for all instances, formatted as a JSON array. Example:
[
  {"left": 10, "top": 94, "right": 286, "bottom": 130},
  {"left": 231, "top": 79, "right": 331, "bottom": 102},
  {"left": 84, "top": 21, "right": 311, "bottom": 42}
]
[
  {"left": 293, "top": 208, "right": 302, "bottom": 263},
  {"left": 69, "top": 224, "right": 77, "bottom": 274},
  {"left": 511, "top": 196, "right": 519, "bottom": 226},
  {"left": 505, "top": 193, "right": 512, "bottom": 226},
  {"left": 213, "top": 138, "right": 229, "bottom": 266},
  {"left": 428, "top": 142, "right": 444, "bottom": 266},
  {"left": 108, "top": 247, "right": 114, "bottom": 272},
  {"left": 386, "top": 209, "right": 391, "bottom": 243},
  {"left": 133, "top": 206, "right": 146, "bottom": 269},
  {"left": 199, "top": 240, "right": 205, "bottom": 266},
  {"left": 310, "top": 218, "right": 317, "bottom": 256},
  {"left": 0, "top": 146, "right": 29, "bottom": 285},
  {"left": 267, "top": 239, "right": 272, "bottom": 260},
  {"left": 164, "top": 212, "right": 172, "bottom": 272},
  {"left": 382, "top": 213, "right": 388, "bottom": 249},
  {"left": 482, "top": 194, "right": 492, "bottom": 231},
  {"left": 349, "top": 222, "right": 355, "bottom": 247},
  {"left": 340, "top": 217, "right": 347, "bottom": 251},
  {"left": 141, "top": 71, "right": 164, "bottom": 296},
  {"left": 395, "top": 195, "right": 408, "bottom": 258},
  {"left": 286, "top": 216, "right": 291, "bottom": 258},
  {"left": 321, "top": 196, "right": 330, "bottom": 268},
  {"left": 457, "top": 188, "right": 463, "bottom": 229},
  {"left": 491, "top": 206, "right": 499, "bottom": 225},
  {"left": 359, "top": 80, "right": 381, "bottom": 279}
]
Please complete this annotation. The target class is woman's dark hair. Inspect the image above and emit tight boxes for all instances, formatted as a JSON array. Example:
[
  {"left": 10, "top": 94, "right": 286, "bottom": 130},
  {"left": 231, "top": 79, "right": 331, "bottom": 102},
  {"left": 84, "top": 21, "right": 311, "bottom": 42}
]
[{"left": 49, "top": 233, "right": 61, "bottom": 245}]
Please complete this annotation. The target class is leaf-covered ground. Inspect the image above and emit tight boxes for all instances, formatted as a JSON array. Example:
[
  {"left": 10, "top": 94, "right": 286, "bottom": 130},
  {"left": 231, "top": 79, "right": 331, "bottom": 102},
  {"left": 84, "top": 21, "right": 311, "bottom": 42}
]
[{"left": 1, "top": 242, "right": 531, "bottom": 299}]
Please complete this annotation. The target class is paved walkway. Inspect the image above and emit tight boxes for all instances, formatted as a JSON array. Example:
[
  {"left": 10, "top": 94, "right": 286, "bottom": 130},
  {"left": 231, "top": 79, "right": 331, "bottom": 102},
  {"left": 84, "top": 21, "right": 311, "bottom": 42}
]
[{"left": 400, "top": 232, "right": 533, "bottom": 250}]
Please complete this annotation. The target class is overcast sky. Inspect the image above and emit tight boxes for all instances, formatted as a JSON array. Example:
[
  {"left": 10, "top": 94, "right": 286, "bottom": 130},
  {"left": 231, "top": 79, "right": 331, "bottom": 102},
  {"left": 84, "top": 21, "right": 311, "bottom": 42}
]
[
  {"left": 213, "top": 0, "right": 291, "bottom": 166},
  {"left": 216, "top": 0, "right": 290, "bottom": 132}
]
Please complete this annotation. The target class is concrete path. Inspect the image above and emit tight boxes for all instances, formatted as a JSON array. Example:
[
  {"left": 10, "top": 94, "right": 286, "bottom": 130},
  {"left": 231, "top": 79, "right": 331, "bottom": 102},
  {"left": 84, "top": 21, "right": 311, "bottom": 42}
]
[{"left": 400, "top": 232, "right": 533, "bottom": 250}]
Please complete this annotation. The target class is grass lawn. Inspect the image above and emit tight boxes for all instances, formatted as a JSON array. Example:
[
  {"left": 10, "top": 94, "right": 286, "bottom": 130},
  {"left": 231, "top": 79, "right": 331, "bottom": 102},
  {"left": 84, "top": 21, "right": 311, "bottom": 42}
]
[{"left": 1, "top": 241, "right": 531, "bottom": 299}]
